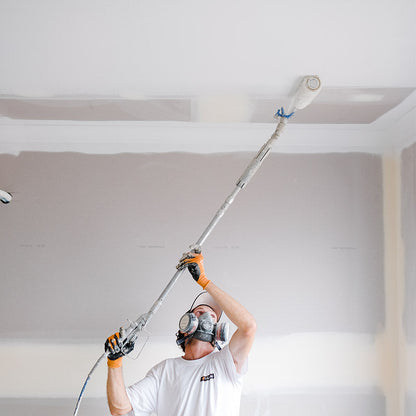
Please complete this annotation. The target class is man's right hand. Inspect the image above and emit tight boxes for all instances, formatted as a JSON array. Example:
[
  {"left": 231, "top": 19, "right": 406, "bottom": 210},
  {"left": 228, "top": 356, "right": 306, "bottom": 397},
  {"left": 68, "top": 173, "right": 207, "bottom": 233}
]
[{"left": 105, "top": 331, "right": 135, "bottom": 367}]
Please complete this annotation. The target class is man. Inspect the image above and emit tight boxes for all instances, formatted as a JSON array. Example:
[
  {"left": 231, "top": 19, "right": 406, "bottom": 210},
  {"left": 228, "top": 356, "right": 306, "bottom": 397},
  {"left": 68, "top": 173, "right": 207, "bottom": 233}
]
[{"left": 106, "top": 251, "right": 256, "bottom": 416}]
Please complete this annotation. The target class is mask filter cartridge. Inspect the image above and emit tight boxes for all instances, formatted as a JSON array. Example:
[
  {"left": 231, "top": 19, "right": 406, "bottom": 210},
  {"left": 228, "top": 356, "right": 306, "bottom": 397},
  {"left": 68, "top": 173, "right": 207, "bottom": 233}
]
[{"left": 178, "top": 312, "right": 199, "bottom": 335}]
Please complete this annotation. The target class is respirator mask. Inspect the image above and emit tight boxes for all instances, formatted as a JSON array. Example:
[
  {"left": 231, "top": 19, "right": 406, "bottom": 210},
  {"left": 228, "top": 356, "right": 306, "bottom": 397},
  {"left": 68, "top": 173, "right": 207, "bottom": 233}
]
[{"left": 176, "top": 311, "right": 229, "bottom": 348}]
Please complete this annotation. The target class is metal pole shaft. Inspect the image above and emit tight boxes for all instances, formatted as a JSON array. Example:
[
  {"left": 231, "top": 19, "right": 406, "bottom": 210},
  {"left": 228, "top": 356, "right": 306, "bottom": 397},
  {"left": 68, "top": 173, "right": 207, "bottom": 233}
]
[
  {"left": 195, "top": 186, "right": 241, "bottom": 247},
  {"left": 195, "top": 118, "right": 288, "bottom": 246},
  {"left": 148, "top": 268, "right": 185, "bottom": 316},
  {"left": 74, "top": 107, "right": 299, "bottom": 416},
  {"left": 134, "top": 116, "right": 289, "bottom": 330}
]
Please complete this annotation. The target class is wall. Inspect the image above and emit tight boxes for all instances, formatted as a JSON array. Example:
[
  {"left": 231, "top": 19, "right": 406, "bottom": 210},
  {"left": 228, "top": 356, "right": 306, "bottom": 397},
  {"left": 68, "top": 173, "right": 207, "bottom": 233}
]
[
  {"left": 0, "top": 150, "right": 389, "bottom": 415},
  {"left": 402, "top": 142, "right": 416, "bottom": 416}
]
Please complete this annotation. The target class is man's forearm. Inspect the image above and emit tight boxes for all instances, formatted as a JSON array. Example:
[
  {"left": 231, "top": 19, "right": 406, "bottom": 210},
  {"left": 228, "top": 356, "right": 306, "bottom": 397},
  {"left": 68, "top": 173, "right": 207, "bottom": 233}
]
[
  {"left": 205, "top": 281, "right": 256, "bottom": 372},
  {"left": 205, "top": 281, "right": 256, "bottom": 333},
  {"left": 107, "top": 367, "right": 133, "bottom": 416}
]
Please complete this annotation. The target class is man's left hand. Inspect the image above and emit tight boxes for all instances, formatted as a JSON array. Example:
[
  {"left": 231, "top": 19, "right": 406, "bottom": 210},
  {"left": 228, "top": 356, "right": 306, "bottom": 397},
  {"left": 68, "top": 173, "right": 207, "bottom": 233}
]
[{"left": 177, "top": 251, "right": 211, "bottom": 289}]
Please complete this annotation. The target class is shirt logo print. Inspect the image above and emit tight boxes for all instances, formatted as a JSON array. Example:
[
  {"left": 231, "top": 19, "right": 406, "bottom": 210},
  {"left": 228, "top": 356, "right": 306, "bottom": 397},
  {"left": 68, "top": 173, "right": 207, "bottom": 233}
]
[{"left": 200, "top": 373, "right": 215, "bottom": 382}]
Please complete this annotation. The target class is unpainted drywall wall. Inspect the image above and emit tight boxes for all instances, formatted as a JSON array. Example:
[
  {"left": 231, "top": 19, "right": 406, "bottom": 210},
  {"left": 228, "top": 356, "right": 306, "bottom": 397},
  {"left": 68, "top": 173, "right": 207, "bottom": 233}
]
[
  {"left": 402, "top": 143, "right": 416, "bottom": 342},
  {"left": 401, "top": 142, "right": 416, "bottom": 416},
  {"left": 0, "top": 393, "right": 385, "bottom": 416},
  {"left": 0, "top": 152, "right": 385, "bottom": 339},
  {"left": 0, "top": 151, "right": 386, "bottom": 415}
]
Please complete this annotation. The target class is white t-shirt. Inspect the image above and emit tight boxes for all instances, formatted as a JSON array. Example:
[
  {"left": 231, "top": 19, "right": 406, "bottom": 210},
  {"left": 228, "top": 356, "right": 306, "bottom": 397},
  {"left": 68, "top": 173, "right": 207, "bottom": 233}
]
[{"left": 126, "top": 345, "right": 245, "bottom": 416}]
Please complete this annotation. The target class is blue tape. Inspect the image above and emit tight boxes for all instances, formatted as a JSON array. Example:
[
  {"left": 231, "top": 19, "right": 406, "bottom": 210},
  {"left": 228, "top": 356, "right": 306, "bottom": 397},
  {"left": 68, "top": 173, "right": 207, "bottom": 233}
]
[{"left": 275, "top": 107, "right": 294, "bottom": 119}]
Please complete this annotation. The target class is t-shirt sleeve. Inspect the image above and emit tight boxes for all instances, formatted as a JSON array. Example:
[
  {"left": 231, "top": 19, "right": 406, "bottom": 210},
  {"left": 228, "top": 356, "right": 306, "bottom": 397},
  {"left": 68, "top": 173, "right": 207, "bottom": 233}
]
[
  {"left": 126, "top": 364, "right": 160, "bottom": 416},
  {"left": 217, "top": 344, "right": 247, "bottom": 385}
]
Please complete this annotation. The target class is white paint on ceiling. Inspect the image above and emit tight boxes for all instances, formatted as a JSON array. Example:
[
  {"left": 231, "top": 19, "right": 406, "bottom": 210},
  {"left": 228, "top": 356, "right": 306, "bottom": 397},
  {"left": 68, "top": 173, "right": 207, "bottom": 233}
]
[
  {"left": 1, "top": 0, "right": 415, "bottom": 97},
  {"left": 1, "top": 89, "right": 415, "bottom": 155},
  {"left": 0, "top": 87, "right": 414, "bottom": 124},
  {"left": 0, "top": 0, "right": 415, "bottom": 154}
]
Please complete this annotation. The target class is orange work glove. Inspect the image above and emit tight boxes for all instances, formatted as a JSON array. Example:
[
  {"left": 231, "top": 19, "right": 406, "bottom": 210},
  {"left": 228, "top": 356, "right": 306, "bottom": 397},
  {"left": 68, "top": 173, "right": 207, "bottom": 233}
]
[
  {"left": 177, "top": 251, "right": 211, "bottom": 289},
  {"left": 105, "top": 331, "right": 135, "bottom": 368}
]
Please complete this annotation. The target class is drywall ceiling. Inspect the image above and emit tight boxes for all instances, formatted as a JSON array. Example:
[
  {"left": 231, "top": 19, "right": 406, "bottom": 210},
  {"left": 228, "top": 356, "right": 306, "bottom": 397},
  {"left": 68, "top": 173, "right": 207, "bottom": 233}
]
[
  {"left": 1, "top": 0, "right": 415, "bottom": 96},
  {"left": 0, "top": 0, "right": 415, "bottom": 143}
]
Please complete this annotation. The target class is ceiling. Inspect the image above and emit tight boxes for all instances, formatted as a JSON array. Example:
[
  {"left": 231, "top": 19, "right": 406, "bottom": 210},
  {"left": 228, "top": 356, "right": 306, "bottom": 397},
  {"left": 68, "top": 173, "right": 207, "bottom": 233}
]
[
  {"left": 0, "top": 87, "right": 414, "bottom": 124},
  {"left": 0, "top": 0, "right": 415, "bottom": 132}
]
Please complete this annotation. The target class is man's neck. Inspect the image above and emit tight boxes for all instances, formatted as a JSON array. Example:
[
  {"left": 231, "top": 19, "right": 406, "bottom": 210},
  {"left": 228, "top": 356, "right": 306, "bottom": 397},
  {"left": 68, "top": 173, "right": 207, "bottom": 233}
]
[{"left": 183, "top": 339, "right": 215, "bottom": 360}]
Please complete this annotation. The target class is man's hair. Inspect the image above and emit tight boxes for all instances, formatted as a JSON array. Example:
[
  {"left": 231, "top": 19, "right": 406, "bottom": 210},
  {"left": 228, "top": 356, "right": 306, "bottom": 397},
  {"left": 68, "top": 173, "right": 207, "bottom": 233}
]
[{"left": 176, "top": 330, "right": 187, "bottom": 352}]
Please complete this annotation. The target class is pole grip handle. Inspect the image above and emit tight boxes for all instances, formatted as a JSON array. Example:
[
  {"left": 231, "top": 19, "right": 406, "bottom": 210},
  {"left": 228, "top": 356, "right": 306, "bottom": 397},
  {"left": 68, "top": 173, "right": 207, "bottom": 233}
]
[
  {"left": 236, "top": 117, "right": 288, "bottom": 189},
  {"left": 236, "top": 143, "right": 272, "bottom": 189}
]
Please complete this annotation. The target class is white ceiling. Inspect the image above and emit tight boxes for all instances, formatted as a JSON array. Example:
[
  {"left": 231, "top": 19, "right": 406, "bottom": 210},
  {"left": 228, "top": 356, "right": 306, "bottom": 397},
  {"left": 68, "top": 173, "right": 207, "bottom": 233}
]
[
  {"left": 1, "top": 0, "right": 415, "bottom": 95},
  {"left": 0, "top": 87, "right": 414, "bottom": 124},
  {"left": 0, "top": 0, "right": 415, "bottom": 146}
]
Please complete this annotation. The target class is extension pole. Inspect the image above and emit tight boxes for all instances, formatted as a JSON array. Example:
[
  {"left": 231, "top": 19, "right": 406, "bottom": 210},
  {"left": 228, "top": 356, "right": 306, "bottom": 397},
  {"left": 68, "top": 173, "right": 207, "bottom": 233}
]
[
  {"left": 126, "top": 117, "right": 293, "bottom": 337},
  {"left": 125, "top": 74, "right": 324, "bottom": 340},
  {"left": 73, "top": 76, "right": 322, "bottom": 416},
  {"left": 73, "top": 117, "right": 288, "bottom": 416},
  {"left": 135, "top": 117, "right": 289, "bottom": 329}
]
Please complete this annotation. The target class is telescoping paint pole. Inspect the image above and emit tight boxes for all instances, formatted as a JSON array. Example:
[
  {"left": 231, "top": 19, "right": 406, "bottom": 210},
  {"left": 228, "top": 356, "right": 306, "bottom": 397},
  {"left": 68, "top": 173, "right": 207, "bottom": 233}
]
[
  {"left": 73, "top": 75, "right": 322, "bottom": 416},
  {"left": 137, "top": 76, "right": 322, "bottom": 330}
]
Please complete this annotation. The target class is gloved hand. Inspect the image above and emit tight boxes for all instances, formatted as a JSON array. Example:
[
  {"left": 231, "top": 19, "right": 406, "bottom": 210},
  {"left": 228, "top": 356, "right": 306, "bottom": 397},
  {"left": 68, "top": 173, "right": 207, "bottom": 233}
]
[
  {"left": 105, "top": 331, "right": 135, "bottom": 368},
  {"left": 177, "top": 251, "right": 211, "bottom": 289}
]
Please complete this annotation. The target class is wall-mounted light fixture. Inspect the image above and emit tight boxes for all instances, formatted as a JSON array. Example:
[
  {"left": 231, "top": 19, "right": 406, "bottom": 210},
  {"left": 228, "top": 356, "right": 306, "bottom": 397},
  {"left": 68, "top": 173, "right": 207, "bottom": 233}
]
[{"left": 0, "top": 189, "right": 12, "bottom": 204}]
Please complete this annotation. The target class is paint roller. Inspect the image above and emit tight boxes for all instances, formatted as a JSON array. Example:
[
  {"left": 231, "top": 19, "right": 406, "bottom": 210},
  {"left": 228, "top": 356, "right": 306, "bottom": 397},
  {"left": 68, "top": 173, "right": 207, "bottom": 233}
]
[
  {"left": 235, "top": 75, "right": 322, "bottom": 192},
  {"left": 289, "top": 75, "right": 322, "bottom": 111},
  {"left": 73, "top": 75, "right": 322, "bottom": 416},
  {"left": 0, "top": 190, "right": 12, "bottom": 204}
]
